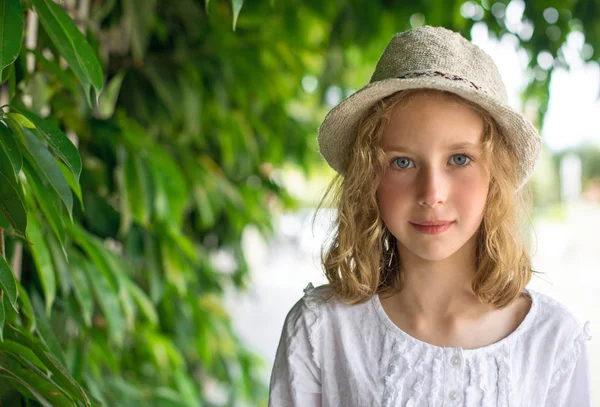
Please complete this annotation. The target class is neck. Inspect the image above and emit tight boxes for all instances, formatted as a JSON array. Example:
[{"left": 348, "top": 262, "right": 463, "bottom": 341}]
[{"left": 394, "top": 234, "right": 484, "bottom": 319}]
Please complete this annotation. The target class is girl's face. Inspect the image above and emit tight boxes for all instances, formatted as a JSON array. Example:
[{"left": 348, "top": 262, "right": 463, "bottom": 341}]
[{"left": 377, "top": 91, "right": 490, "bottom": 263}]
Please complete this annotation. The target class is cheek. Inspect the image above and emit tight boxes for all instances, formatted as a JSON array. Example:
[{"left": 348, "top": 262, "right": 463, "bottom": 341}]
[
  {"left": 377, "top": 179, "right": 414, "bottom": 231},
  {"left": 376, "top": 182, "right": 393, "bottom": 215},
  {"left": 377, "top": 177, "right": 411, "bottom": 210},
  {"left": 379, "top": 171, "right": 414, "bottom": 194},
  {"left": 453, "top": 171, "right": 489, "bottom": 213}
]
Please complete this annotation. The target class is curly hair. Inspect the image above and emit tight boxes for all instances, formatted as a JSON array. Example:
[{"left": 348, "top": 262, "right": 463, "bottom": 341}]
[{"left": 315, "top": 88, "right": 535, "bottom": 309}]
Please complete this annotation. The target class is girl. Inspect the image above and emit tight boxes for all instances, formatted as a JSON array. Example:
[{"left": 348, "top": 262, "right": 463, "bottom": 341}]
[{"left": 268, "top": 26, "right": 592, "bottom": 406}]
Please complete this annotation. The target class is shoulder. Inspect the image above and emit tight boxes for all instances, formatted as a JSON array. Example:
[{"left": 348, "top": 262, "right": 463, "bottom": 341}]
[
  {"left": 526, "top": 289, "right": 592, "bottom": 386},
  {"left": 298, "top": 282, "right": 376, "bottom": 317},
  {"left": 300, "top": 282, "right": 335, "bottom": 311},
  {"left": 278, "top": 283, "right": 348, "bottom": 368},
  {"left": 280, "top": 283, "right": 333, "bottom": 335},
  {"left": 285, "top": 282, "right": 354, "bottom": 322},
  {"left": 283, "top": 283, "right": 332, "bottom": 321},
  {"left": 283, "top": 282, "right": 375, "bottom": 334},
  {"left": 527, "top": 288, "right": 591, "bottom": 341}
]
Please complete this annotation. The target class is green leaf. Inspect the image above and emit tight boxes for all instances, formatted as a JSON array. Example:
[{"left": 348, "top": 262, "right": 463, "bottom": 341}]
[
  {"left": 231, "top": 0, "right": 243, "bottom": 31},
  {"left": 22, "top": 160, "right": 66, "bottom": 249},
  {"left": 152, "top": 387, "right": 185, "bottom": 406},
  {"left": 15, "top": 109, "right": 82, "bottom": 183},
  {"left": 7, "top": 58, "right": 14, "bottom": 98},
  {"left": 66, "top": 221, "right": 119, "bottom": 290},
  {"left": 0, "top": 210, "right": 9, "bottom": 228},
  {"left": 0, "top": 0, "right": 23, "bottom": 78},
  {"left": 0, "top": 292, "right": 4, "bottom": 342},
  {"left": 115, "top": 147, "right": 132, "bottom": 236},
  {"left": 173, "top": 368, "right": 202, "bottom": 407},
  {"left": 124, "top": 279, "right": 158, "bottom": 326},
  {"left": 81, "top": 373, "right": 108, "bottom": 407},
  {"left": 29, "top": 292, "right": 67, "bottom": 365},
  {"left": 3, "top": 114, "right": 26, "bottom": 145},
  {"left": 0, "top": 127, "right": 25, "bottom": 211},
  {"left": 20, "top": 127, "right": 73, "bottom": 219},
  {"left": 0, "top": 126, "right": 25, "bottom": 207},
  {"left": 30, "top": 0, "right": 104, "bottom": 106},
  {"left": 0, "top": 245, "right": 18, "bottom": 313},
  {"left": 103, "top": 253, "right": 135, "bottom": 330},
  {"left": 13, "top": 354, "right": 77, "bottom": 406},
  {"left": 1, "top": 286, "right": 17, "bottom": 326},
  {"left": 143, "top": 231, "right": 164, "bottom": 304},
  {"left": 192, "top": 183, "right": 215, "bottom": 229},
  {"left": 147, "top": 147, "right": 188, "bottom": 227},
  {"left": 98, "top": 70, "right": 125, "bottom": 118},
  {"left": 141, "top": 329, "right": 184, "bottom": 371},
  {"left": 0, "top": 170, "right": 26, "bottom": 235},
  {"left": 7, "top": 112, "right": 36, "bottom": 129},
  {"left": 199, "top": 154, "right": 244, "bottom": 208},
  {"left": 56, "top": 160, "right": 83, "bottom": 210},
  {"left": 16, "top": 281, "right": 36, "bottom": 332},
  {"left": 36, "top": 351, "right": 91, "bottom": 407},
  {"left": 0, "top": 339, "right": 47, "bottom": 370},
  {"left": 123, "top": 150, "right": 152, "bottom": 226},
  {"left": 166, "top": 224, "right": 199, "bottom": 263},
  {"left": 160, "top": 238, "right": 188, "bottom": 296},
  {"left": 4, "top": 324, "right": 91, "bottom": 407},
  {"left": 45, "top": 227, "right": 70, "bottom": 297},
  {"left": 0, "top": 59, "right": 12, "bottom": 82},
  {"left": 0, "top": 352, "right": 76, "bottom": 407},
  {"left": 0, "top": 370, "right": 54, "bottom": 407},
  {"left": 68, "top": 256, "right": 93, "bottom": 328},
  {"left": 25, "top": 213, "right": 56, "bottom": 316},
  {"left": 80, "top": 260, "right": 125, "bottom": 346},
  {"left": 0, "top": 136, "right": 18, "bottom": 186}
]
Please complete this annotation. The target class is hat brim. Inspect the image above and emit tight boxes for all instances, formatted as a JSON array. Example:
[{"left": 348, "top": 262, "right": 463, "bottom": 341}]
[{"left": 317, "top": 76, "right": 542, "bottom": 188}]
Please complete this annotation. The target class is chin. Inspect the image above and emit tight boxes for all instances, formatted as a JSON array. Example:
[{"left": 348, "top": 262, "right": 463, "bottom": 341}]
[
  {"left": 399, "top": 241, "right": 466, "bottom": 263},
  {"left": 414, "top": 248, "right": 460, "bottom": 262}
]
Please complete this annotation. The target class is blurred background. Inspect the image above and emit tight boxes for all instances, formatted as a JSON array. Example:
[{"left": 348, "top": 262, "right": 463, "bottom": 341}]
[{"left": 0, "top": 0, "right": 599, "bottom": 406}]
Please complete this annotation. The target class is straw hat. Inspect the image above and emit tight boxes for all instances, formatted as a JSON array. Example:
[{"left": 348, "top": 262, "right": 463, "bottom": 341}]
[{"left": 317, "top": 25, "right": 542, "bottom": 189}]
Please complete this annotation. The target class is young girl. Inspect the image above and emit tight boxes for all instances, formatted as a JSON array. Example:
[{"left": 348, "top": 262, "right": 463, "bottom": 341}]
[{"left": 268, "top": 26, "right": 592, "bottom": 406}]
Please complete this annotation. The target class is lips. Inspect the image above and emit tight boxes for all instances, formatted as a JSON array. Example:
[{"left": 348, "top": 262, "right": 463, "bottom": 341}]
[
  {"left": 409, "top": 220, "right": 455, "bottom": 235},
  {"left": 410, "top": 220, "right": 453, "bottom": 226}
]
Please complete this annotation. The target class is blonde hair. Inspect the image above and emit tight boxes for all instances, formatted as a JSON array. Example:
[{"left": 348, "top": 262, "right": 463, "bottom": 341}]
[{"left": 316, "top": 88, "right": 535, "bottom": 309}]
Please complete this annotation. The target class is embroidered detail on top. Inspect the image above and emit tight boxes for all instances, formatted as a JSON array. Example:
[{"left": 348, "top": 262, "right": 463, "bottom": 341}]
[
  {"left": 397, "top": 70, "right": 485, "bottom": 93},
  {"left": 411, "top": 380, "right": 422, "bottom": 393},
  {"left": 382, "top": 340, "right": 408, "bottom": 407},
  {"left": 496, "top": 345, "right": 512, "bottom": 406},
  {"left": 583, "top": 321, "right": 592, "bottom": 340},
  {"left": 549, "top": 330, "right": 587, "bottom": 389},
  {"left": 428, "top": 349, "right": 444, "bottom": 406}
]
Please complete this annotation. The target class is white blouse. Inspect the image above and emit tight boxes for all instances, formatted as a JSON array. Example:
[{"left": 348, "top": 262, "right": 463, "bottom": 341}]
[{"left": 268, "top": 283, "right": 593, "bottom": 407}]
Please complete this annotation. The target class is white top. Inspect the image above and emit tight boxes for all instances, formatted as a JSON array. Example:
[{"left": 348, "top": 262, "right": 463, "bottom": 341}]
[{"left": 268, "top": 283, "right": 593, "bottom": 407}]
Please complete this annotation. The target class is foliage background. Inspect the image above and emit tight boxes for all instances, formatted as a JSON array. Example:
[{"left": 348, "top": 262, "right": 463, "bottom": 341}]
[{"left": 0, "top": 0, "right": 599, "bottom": 405}]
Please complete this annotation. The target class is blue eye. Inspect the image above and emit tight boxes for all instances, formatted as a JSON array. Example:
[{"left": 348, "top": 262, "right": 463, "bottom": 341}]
[
  {"left": 450, "top": 154, "right": 470, "bottom": 166},
  {"left": 393, "top": 157, "right": 414, "bottom": 169}
]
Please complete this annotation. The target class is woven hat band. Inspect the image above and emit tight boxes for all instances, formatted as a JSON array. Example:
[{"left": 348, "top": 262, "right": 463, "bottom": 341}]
[{"left": 395, "top": 71, "right": 486, "bottom": 94}]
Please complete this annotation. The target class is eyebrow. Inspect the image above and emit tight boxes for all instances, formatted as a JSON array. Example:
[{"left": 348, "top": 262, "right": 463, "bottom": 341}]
[{"left": 383, "top": 141, "right": 483, "bottom": 152}]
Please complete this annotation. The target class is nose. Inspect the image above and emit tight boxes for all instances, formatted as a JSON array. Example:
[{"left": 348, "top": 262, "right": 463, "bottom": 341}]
[{"left": 417, "top": 166, "right": 447, "bottom": 208}]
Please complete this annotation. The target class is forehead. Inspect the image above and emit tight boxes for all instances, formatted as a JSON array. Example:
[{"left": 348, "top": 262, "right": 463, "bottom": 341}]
[{"left": 381, "top": 91, "right": 485, "bottom": 150}]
